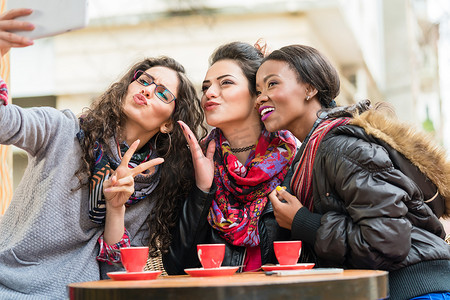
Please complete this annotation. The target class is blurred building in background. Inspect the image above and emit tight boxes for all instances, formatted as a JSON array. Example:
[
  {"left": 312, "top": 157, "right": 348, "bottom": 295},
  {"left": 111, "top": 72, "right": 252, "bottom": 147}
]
[{"left": 7, "top": 0, "right": 448, "bottom": 192}]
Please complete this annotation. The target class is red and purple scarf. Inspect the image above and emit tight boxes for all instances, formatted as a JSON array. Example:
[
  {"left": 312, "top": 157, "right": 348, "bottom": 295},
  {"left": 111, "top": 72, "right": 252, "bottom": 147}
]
[
  {"left": 84, "top": 137, "right": 160, "bottom": 224},
  {"left": 291, "top": 118, "right": 350, "bottom": 211},
  {"left": 206, "top": 128, "right": 297, "bottom": 247}
]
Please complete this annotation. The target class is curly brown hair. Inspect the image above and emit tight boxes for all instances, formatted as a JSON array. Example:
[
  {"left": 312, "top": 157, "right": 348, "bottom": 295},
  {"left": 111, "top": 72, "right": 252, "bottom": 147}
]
[{"left": 76, "top": 57, "right": 207, "bottom": 256}]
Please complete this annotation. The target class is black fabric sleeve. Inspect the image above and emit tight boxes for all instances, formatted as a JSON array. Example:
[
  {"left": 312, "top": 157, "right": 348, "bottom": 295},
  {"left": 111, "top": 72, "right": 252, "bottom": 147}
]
[
  {"left": 313, "top": 135, "right": 414, "bottom": 269},
  {"left": 163, "top": 184, "right": 216, "bottom": 275},
  {"left": 290, "top": 207, "right": 322, "bottom": 245}
]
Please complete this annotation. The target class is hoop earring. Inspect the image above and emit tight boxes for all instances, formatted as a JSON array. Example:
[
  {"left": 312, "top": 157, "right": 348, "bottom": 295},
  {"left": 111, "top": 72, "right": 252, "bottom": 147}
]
[{"left": 154, "top": 132, "right": 172, "bottom": 157}]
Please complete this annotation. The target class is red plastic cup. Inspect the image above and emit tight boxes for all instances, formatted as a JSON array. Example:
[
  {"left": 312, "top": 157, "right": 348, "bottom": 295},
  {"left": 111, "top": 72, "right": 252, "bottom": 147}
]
[
  {"left": 273, "top": 241, "right": 302, "bottom": 265},
  {"left": 197, "top": 244, "right": 225, "bottom": 269},
  {"left": 120, "top": 246, "right": 149, "bottom": 273}
]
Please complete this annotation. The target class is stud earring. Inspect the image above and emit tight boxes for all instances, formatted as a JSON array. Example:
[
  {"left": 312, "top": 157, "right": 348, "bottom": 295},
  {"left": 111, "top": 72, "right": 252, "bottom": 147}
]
[{"left": 306, "top": 95, "right": 310, "bottom": 101}]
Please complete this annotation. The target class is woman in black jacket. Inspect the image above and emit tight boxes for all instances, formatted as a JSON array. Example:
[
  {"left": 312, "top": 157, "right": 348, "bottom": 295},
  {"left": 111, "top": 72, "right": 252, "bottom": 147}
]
[{"left": 255, "top": 44, "right": 450, "bottom": 300}]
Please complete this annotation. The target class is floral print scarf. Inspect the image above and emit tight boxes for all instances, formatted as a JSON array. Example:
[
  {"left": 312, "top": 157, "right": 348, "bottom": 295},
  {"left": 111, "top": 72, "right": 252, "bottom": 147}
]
[{"left": 206, "top": 128, "right": 297, "bottom": 247}]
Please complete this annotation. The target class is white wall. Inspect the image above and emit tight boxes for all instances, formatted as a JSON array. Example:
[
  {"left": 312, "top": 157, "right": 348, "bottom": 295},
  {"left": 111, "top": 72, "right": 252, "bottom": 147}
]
[{"left": 8, "top": 0, "right": 447, "bottom": 157}]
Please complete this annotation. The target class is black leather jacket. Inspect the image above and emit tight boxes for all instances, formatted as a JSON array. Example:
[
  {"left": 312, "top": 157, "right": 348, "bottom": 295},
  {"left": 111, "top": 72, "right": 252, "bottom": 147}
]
[
  {"left": 163, "top": 186, "right": 291, "bottom": 275},
  {"left": 288, "top": 123, "right": 450, "bottom": 300}
]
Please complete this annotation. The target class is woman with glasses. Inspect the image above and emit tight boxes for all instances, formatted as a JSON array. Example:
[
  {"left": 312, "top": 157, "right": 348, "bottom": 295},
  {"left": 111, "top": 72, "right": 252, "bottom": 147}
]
[
  {"left": 92, "top": 59, "right": 207, "bottom": 275},
  {"left": 0, "top": 9, "right": 207, "bottom": 298},
  {"left": 163, "top": 41, "right": 297, "bottom": 274}
]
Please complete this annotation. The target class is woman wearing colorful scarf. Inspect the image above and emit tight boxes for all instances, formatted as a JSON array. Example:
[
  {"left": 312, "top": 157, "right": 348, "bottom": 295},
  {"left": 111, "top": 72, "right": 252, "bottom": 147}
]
[
  {"left": 163, "top": 42, "right": 297, "bottom": 274},
  {"left": 0, "top": 9, "right": 206, "bottom": 298},
  {"left": 89, "top": 57, "right": 207, "bottom": 278},
  {"left": 255, "top": 44, "right": 450, "bottom": 300}
]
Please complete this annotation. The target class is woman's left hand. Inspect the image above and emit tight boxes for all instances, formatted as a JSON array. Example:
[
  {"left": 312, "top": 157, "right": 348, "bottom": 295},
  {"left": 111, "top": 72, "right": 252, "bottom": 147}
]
[
  {"left": 178, "top": 120, "right": 215, "bottom": 192},
  {"left": 268, "top": 187, "right": 303, "bottom": 230},
  {"left": 103, "top": 139, "right": 164, "bottom": 210}
]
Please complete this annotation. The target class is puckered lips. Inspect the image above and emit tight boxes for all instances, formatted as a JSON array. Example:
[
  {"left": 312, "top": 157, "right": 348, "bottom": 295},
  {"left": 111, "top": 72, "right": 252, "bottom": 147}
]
[
  {"left": 203, "top": 101, "right": 220, "bottom": 111},
  {"left": 259, "top": 105, "right": 275, "bottom": 122},
  {"left": 133, "top": 94, "right": 147, "bottom": 105}
]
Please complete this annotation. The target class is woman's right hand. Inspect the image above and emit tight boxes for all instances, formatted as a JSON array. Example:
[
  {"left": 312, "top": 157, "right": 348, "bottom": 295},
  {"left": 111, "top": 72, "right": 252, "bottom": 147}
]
[
  {"left": 268, "top": 187, "right": 303, "bottom": 230},
  {"left": 178, "top": 120, "right": 215, "bottom": 192},
  {"left": 0, "top": 8, "right": 35, "bottom": 57}
]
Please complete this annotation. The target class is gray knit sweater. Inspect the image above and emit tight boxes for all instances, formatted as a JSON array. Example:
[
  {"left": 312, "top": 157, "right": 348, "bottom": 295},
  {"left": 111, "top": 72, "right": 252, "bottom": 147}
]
[{"left": 0, "top": 104, "right": 154, "bottom": 299}]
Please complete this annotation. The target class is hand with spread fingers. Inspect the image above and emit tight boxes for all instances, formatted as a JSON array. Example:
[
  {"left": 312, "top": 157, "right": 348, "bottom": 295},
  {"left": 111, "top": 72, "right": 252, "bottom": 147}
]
[
  {"left": 268, "top": 186, "right": 303, "bottom": 230},
  {"left": 103, "top": 139, "right": 164, "bottom": 244},
  {"left": 178, "top": 120, "right": 215, "bottom": 192},
  {"left": 0, "top": 8, "right": 35, "bottom": 57}
]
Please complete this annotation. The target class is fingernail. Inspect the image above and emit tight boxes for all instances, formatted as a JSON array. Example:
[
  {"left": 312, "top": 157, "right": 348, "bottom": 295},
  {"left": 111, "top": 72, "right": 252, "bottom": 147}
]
[
  {"left": 104, "top": 188, "right": 111, "bottom": 193},
  {"left": 276, "top": 186, "right": 286, "bottom": 192}
]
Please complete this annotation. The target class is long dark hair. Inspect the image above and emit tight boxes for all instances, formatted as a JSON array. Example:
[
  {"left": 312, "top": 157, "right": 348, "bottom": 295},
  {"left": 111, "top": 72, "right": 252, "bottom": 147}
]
[{"left": 77, "top": 57, "right": 207, "bottom": 256}]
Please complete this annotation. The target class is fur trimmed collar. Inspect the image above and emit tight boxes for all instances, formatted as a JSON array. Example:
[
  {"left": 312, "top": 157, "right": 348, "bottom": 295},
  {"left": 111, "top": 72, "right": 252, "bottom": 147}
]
[{"left": 349, "top": 110, "right": 450, "bottom": 218}]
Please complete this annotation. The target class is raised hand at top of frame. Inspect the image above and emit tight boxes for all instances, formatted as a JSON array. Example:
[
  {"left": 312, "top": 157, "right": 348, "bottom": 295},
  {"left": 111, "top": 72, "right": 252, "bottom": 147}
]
[{"left": 0, "top": 8, "right": 35, "bottom": 57}]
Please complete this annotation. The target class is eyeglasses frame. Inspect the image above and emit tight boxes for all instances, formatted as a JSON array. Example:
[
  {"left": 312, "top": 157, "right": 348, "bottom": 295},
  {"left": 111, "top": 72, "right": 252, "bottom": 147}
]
[{"left": 133, "top": 70, "right": 177, "bottom": 104}]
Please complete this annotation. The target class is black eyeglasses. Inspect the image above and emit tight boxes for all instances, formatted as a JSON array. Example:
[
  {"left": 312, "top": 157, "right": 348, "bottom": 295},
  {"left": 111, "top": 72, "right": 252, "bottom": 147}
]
[{"left": 133, "top": 70, "right": 176, "bottom": 104}]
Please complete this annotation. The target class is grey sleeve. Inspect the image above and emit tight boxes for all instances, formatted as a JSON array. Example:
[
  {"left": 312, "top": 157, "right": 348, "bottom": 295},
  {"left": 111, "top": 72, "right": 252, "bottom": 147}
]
[{"left": 0, "top": 104, "right": 78, "bottom": 157}]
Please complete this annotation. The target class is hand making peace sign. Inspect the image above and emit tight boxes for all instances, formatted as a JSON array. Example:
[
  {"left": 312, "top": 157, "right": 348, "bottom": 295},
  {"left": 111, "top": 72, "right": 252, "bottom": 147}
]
[{"left": 103, "top": 139, "right": 164, "bottom": 210}]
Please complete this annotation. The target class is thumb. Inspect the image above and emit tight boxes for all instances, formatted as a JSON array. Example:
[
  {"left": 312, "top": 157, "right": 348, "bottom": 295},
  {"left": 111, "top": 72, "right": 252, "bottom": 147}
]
[{"left": 275, "top": 186, "right": 298, "bottom": 204}]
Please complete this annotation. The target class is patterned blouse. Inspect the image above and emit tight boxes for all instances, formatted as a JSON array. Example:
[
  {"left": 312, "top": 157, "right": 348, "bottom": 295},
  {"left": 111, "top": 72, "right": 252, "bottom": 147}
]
[
  {"left": 96, "top": 228, "right": 130, "bottom": 264},
  {"left": 1, "top": 78, "right": 9, "bottom": 105}
]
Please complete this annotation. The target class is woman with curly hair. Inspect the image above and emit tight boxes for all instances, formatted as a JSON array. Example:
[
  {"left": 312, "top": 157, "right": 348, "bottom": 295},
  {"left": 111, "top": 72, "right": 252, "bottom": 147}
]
[
  {"left": 89, "top": 57, "right": 207, "bottom": 276},
  {"left": 0, "top": 9, "right": 206, "bottom": 299}
]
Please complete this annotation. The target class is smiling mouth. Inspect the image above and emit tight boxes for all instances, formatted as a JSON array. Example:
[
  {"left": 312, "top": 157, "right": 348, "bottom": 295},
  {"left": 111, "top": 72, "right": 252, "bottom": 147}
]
[{"left": 260, "top": 107, "right": 275, "bottom": 121}]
